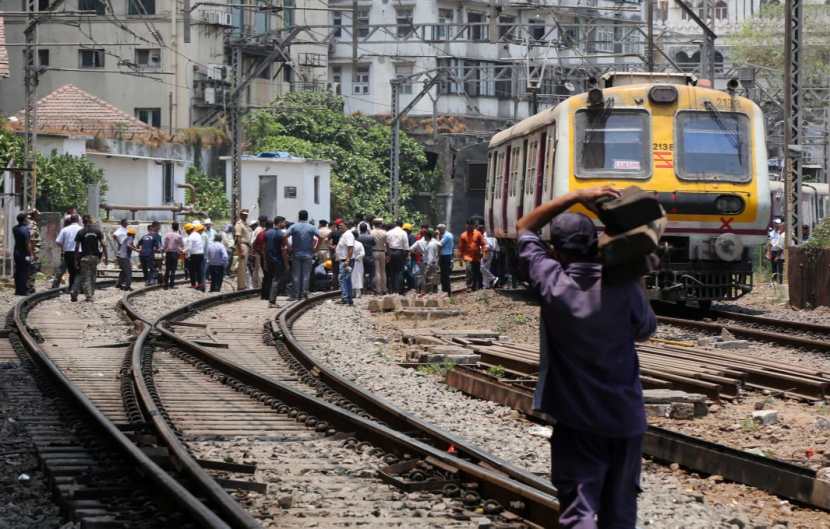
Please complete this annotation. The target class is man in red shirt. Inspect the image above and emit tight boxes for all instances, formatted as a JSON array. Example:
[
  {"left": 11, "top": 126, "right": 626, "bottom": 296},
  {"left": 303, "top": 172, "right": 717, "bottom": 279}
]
[{"left": 457, "top": 218, "right": 487, "bottom": 291}]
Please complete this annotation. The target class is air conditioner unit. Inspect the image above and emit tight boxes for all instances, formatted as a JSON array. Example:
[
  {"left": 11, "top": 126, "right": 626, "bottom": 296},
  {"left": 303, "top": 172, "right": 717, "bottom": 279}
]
[
  {"left": 221, "top": 13, "right": 233, "bottom": 26},
  {"left": 207, "top": 64, "right": 225, "bottom": 80},
  {"left": 205, "top": 87, "right": 216, "bottom": 104}
]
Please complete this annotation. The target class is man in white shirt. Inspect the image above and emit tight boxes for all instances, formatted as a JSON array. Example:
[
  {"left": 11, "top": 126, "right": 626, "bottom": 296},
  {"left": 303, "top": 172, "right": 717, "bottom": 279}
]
[
  {"left": 186, "top": 224, "right": 206, "bottom": 290},
  {"left": 335, "top": 220, "right": 355, "bottom": 305},
  {"left": 769, "top": 219, "right": 786, "bottom": 284},
  {"left": 386, "top": 220, "right": 409, "bottom": 294},
  {"left": 410, "top": 229, "right": 441, "bottom": 294},
  {"left": 54, "top": 214, "right": 83, "bottom": 291}
]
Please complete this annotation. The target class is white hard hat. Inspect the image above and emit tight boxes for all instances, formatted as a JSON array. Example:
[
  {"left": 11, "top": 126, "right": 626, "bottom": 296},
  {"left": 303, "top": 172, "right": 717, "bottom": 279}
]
[
  {"left": 204, "top": 218, "right": 212, "bottom": 225},
  {"left": 192, "top": 220, "right": 202, "bottom": 226}
]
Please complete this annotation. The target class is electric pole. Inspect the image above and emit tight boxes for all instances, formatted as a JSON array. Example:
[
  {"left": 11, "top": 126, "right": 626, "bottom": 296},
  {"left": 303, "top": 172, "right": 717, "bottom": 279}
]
[
  {"left": 646, "top": 0, "right": 654, "bottom": 72},
  {"left": 23, "top": 1, "right": 39, "bottom": 211},
  {"left": 229, "top": 44, "right": 242, "bottom": 221},
  {"left": 784, "top": 0, "right": 803, "bottom": 245},
  {"left": 389, "top": 77, "right": 401, "bottom": 219}
]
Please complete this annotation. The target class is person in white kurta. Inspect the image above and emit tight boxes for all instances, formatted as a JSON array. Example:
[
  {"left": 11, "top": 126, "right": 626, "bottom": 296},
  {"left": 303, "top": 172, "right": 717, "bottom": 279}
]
[{"left": 351, "top": 237, "right": 365, "bottom": 297}]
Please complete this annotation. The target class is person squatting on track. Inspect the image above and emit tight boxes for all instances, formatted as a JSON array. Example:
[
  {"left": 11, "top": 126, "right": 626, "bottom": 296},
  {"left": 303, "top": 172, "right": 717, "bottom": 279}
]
[
  {"left": 206, "top": 233, "right": 229, "bottom": 292},
  {"left": 516, "top": 186, "right": 656, "bottom": 529},
  {"left": 117, "top": 226, "right": 138, "bottom": 291},
  {"left": 163, "top": 222, "right": 185, "bottom": 289},
  {"left": 72, "top": 215, "right": 108, "bottom": 302}
]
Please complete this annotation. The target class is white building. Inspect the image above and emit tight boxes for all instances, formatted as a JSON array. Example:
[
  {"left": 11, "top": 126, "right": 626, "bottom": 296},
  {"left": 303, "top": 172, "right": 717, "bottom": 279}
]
[
  {"left": 12, "top": 84, "right": 197, "bottom": 220},
  {"left": 0, "top": 0, "right": 328, "bottom": 129},
  {"left": 326, "top": 0, "right": 646, "bottom": 121},
  {"left": 222, "top": 154, "right": 332, "bottom": 224}
]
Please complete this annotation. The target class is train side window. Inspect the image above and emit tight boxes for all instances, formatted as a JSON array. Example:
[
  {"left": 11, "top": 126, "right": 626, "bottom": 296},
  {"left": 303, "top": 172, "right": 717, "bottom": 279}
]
[
  {"left": 510, "top": 146, "right": 521, "bottom": 196},
  {"left": 575, "top": 109, "right": 650, "bottom": 179},
  {"left": 495, "top": 152, "right": 504, "bottom": 198},
  {"left": 525, "top": 140, "right": 537, "bottom": 195},
  {"left": 543, "top": 128, "right": 556, "bottom": 193}
]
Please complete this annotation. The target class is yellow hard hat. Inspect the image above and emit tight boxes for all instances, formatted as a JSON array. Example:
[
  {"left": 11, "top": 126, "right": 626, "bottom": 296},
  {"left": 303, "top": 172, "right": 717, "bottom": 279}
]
[
  {"left": 195, "top": 224, "right": 205, "bottom": 233},
  {"left": 324, "top": 259, "right": 332, "bottom": 270},
  {"left": 402, "top": 223, "right": 413, "bottom": 231},
  {"left": 126, "top": 226, "right": 137, "bottom": 235},
  {"left": 183, "top": 223, "right": 194, "bottom": 232}
]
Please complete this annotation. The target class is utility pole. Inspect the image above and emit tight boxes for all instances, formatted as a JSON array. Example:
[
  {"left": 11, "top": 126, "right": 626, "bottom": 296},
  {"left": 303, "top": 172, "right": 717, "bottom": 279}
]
[
  {"left": 784, "top": 0, "right": 803, "bottom": 245},
  {"left": 646, "top": 0, "right": 654, "bottom": 72},
  {"left": 351, "top": 0, "right": 358, "bottom": 73},
  {"left": 22, "top": 0, "right": 39, "bottom": 211},
  {"left": 229, "top": 44, "right": 243, "bottom": 221},
  {"left": 674, "top": 0, "right": 716, "bottom": 85},
  {"left": 389, "top": 77, "right": 401, "bottom": 219}
]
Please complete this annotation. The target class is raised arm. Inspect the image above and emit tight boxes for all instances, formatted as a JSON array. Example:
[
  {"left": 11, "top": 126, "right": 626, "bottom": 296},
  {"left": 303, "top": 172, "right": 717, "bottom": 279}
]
[{"left": 516, "top": 186, "right": 620, "bottom": 233}]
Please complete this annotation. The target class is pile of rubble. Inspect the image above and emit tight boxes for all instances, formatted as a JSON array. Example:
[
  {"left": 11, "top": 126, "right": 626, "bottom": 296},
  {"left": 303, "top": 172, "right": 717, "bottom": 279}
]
[{"left": 367, "top": 295, "right": 462, "bottom": 320}]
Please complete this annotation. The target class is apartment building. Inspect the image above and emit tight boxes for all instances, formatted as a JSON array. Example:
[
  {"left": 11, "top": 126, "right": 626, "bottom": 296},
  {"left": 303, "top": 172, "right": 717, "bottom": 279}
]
[
  {"left": 0, "top": 0, "right": 327, "bottom": 129},
  {"left": 326, "top": 0, "right": 645, "bottom": 122}
]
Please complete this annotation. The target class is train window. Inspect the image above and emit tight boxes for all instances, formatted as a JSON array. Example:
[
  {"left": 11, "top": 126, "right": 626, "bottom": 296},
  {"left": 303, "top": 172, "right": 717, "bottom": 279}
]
[
  {"left": 543, "top": 130, "right": 556, "bottom": 193},
  {"left": 676, "top": 111, "right": 750, "bottom": 182},
  {"left": 525, "top": 141, "right": 537, "bottom": 195},
  {"left": 510, "top": 146, "right": 521, "bottom": 196},
  {"left": 574, "top": 109, "right": 650, "bottom": 179},
  {"left": 495, "top": 152, "right": 504, "bottom": 198}
]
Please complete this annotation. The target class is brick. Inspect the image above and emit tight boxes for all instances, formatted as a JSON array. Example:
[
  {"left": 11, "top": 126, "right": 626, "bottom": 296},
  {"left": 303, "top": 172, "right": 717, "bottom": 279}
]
[
  {"left": 669, "top": 402, "right": 696, "bottom": 420},
  {"left": 752, "top": 410, "right": 779, "bottom": 426},
  {"left": 645, "top": 404, "right": 671, "bottom": 418}
]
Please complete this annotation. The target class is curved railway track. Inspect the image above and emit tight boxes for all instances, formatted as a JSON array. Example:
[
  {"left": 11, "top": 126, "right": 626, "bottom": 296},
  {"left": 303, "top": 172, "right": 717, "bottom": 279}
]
[
  {"left": 121, "top": 284, "right": 558, "bottom": 528},
  {"left": 655, "top": 303, "right": 830, "bottom": 353},
  {"left": 9, "top": 282, "right": 233, "bottom": 529}
]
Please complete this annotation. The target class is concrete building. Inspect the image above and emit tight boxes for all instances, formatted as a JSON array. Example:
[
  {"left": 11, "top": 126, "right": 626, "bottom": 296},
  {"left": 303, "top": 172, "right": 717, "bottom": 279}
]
[
  {"left": 10, "top": 84, "right": 199, "bottom": 220},
  {"left": 0, "top": 0, "right": 329, "bottom": 129},
  {"left": 222, "top": 153, "right": 331, "bottom": 223}
]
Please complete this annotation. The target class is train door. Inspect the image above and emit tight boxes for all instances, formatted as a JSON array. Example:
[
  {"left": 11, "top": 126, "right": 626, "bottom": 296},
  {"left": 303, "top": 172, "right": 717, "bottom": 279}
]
[
  {"left": 486, "top": 150, "right": 494, "bottom": 233},
  {"left": 535, "top": 132, "right": 547, "bottom": 207},
  {"left": 520, "top": 138, "right": 537, "bottom": 222},
  {"left": 505, "top": 141, "right": 524, "bottom": 237},
  {"left": 540, "top": 125, "right": 557, "bottom": 240},
  {"left": 500, "top": 145, "right": 513, "bottom": 234}
]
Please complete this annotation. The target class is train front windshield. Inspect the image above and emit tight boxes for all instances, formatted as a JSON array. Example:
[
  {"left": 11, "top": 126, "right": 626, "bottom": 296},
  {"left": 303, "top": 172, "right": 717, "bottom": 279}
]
[
  {"left": 575, "top": 109, "right": 650, "bottom": 179},
  {"left": 676, "top": 111, "right": 751, "bottom": 182}
]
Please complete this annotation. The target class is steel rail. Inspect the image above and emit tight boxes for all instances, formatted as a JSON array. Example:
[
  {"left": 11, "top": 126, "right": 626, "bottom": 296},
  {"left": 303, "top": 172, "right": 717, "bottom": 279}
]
[
  {"left": 123, "top": 287, "right": 263, "bottom": 529},
  {"left": 278, "top": 290, "right": 558, "bottom": 497},
  {"left": 656, "top": 315, "right": 830, "bottom": 352},
  {"left": 146, "top": 290, "right": 560, "bottom": 527},
  {"left": 709, "top": 308, "right": 830, "bottom": 335},
  {"left": 11, "top": 283, "right": 232, "bottom": 529}
]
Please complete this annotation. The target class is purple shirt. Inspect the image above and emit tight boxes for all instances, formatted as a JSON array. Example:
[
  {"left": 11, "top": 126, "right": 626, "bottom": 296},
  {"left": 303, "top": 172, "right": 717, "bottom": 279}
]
[{"left": 518, "top": 231, "right": 655, "bottom": 438}]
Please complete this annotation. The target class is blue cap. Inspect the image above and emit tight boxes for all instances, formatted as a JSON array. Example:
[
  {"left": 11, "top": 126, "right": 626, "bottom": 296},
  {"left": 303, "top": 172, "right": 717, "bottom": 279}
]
[{"left": 550, "top": 213, "right": 597, "bottom": 256}]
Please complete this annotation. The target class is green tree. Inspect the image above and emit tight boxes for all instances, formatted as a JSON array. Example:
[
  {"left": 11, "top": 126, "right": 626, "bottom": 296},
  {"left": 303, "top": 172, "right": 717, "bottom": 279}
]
[
  {"left": 36, "top": 151, "right": 107, "bottom": 213},
  {"left": 185, "top": 166, "right": 229, "bottom": 219},
  {"left": 245, "top": 91, "right": 438, "bottom": 220},
  {"left": 0, "top": 126, "right": 24, "bottom": 169}
]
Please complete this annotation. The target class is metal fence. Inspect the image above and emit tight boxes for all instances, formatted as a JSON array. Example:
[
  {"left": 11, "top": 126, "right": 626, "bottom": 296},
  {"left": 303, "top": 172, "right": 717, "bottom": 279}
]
[{"left": 788, "top": 247, "right": 830, "bottom": 308}]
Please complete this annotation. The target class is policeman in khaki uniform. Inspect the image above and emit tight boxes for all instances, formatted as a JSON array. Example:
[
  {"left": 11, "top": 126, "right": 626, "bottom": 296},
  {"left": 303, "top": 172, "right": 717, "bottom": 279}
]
[{"left": 234, "top": 209, "right": 252, "bottom": 290}]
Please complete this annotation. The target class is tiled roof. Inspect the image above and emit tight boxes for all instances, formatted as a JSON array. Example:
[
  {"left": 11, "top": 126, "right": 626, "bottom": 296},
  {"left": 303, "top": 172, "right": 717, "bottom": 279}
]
[
  {"left": 0, "top": 17, "right": 9, "bottom": 78},
  {"left": 12, "top": 84, "right": 169, "bottom": 141}
]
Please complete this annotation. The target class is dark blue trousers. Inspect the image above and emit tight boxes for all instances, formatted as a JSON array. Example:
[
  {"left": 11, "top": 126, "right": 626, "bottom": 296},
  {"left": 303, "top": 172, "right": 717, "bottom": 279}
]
[{"left": 551, "top": 424, "right": 642, "bottom": 529}]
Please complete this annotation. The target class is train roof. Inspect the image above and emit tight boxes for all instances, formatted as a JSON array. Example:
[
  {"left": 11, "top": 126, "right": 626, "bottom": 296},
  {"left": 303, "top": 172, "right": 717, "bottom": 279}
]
[{"left": 769, "top": 180, "right": 828, "bottom": 193}]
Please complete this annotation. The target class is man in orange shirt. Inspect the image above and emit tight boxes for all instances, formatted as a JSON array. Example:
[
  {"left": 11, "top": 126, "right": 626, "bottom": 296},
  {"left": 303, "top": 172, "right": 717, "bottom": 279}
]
[{"left": 457, "top": 218, "right": 487, "bottom": 291}]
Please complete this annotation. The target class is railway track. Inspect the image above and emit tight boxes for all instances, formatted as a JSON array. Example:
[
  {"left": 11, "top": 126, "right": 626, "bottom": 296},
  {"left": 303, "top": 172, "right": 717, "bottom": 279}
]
[
  {"left": 9, "top": 282, "right": 234, "bottom": 529},
  {"left": 120, "top": 286, "right": 558, "bottom": 527},
  {"left": 655, "top": 303, "right": 830, "bottom": 353}
]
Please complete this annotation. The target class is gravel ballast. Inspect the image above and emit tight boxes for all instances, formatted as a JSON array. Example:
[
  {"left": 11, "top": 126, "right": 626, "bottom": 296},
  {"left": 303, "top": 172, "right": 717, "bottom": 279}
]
[{"left": 298, "top": 293, "right": 830, "bottom": 528}]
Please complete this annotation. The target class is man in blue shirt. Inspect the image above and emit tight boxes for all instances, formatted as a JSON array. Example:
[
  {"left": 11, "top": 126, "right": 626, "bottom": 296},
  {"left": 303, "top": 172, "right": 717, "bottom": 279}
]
[
  {"left": 138, "top": 221, "right": 163, "bottom": 285},
  {"left": 288, "top": 210, "right": 319, "bottom": 300},
  {"left": 12, "top": 213, "right": 33, "bottom": 296},
  {"left": 436, "top": 223, "right": 454, "bottom": 297},
  {"left": 517, "top": 186, "right": 656, "bottom": 529}
]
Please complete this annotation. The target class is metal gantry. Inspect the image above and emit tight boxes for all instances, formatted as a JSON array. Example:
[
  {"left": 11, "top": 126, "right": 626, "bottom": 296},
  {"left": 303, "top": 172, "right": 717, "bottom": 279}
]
[{"left": 784, "top": 0, "right": 804, "bottom": 245}]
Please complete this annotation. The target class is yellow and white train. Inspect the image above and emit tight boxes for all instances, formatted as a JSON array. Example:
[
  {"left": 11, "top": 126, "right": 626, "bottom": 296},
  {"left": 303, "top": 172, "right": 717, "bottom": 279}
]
[{"left": 485, "top": 72, "right": 771, "bottom": 305}]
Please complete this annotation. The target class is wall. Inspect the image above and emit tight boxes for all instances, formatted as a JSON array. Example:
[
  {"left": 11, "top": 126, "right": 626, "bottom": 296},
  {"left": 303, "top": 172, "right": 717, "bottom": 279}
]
[
  {"left": 35, "top": 136, "right": 87, "bottom": 157},
  {"left": 87, "top": 155, "right": 151, "bottom": 217},
  {"left": 226, "top": 158, "right": 331, "bottom": 223},
  {"left": 449, "top": 142, "right": 488, "bottom": 236}
]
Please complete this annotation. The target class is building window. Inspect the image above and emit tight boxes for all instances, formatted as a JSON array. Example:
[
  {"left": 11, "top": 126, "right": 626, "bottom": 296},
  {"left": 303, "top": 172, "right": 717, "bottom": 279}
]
[
  {"left": 495, "top": 66, "right": 511, "bottom": 98},
  {"left": 715, "top": 0, "right": 727, "bottom": 19},
  {"left": 529, "top": 17, "right": 545, "bottom": 41},
  {"left": 37, "top": 49, "right": 49, "bottom": 67},
  {"left": 591, "top": 26, "right": 614, "bottom": 53},
  {"left": 128, "top": 0, "right": 155, "bottom": 15},
  {"left": 395, "top": 6, "right": 414, "bottom": 37},
  {"left": 394, "top": 63, "right": 414, "bottom": 95},
  {"left": 162, "top": 162, "right": 174, "bottom": 203},
  {"left": 37, "top": 0, "right": 49, "bottom": 10},
  {"left": 357, "top": 6, "right": 370, "bottom": 38},
  {"left": 79, "top": 48, "right": 105, "bottom": 68},
  {"left": 283, "top": 0, "right": 295, "bottom": 30},
  {"left": 331, "top": 66, "right": 342, "bottom": 95},
  {"left": 467, "top": 12, "right": 486, "bottom": 41},
  {"left": 135, "top": 107, "right": 161, "bottom": 128},
  {"left": 284, "top": 186, "right": 297, "bottom": 199},
  {"left": 353, "top": 65, "right": 369, "bottom": 95},
  {"left": 259, "top": 62, "right": 272, "bottom": 80},
  {"left": 434, "top": 8, "right": 453, "bottom": 40},
  {"left": 282, "top": 64, "right": 292, "bottom": 82},
  {"left": 497, "top": 15, "right": 515, "bottom": 41},
  {"left": 333, "top": 10, "right": 342, "bottom": 38},
  {"left": 78, "top": 0, "right": 105, "bottom": 15},
  {"left": 135, "top": 48, "right": 161, "bottom": 69},
  {"left": 314, "top": 175, "right": 320, "bottom": 204}
]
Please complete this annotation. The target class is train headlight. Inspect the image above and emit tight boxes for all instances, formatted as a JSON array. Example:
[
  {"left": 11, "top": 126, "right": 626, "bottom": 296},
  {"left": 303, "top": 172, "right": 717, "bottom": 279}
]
[
  {"left": 715, "top": 195, "right": 745, "bottom": 215},
  {"left": 714, "top": 233, "right": 744, "bottom": 262}
]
